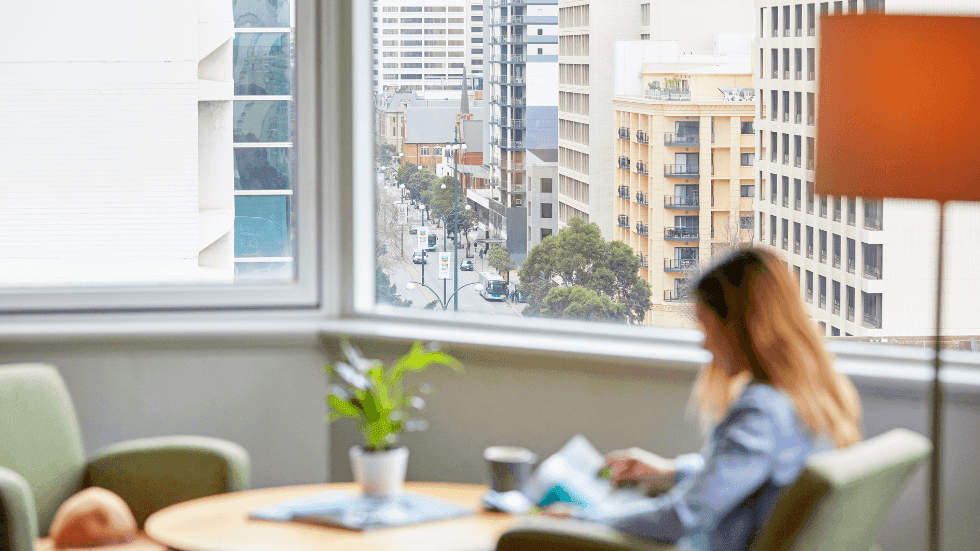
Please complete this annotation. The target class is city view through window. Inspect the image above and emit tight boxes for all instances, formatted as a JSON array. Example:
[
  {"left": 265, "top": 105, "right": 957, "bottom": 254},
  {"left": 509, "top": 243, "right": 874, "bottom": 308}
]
[{"left": 373, "top": 0, "right": 980, "bottom": 350}]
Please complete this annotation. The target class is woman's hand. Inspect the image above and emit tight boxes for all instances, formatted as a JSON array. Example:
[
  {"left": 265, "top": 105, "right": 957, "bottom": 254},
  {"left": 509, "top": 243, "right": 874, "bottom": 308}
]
[
  {"left": 539, "top": 502, "right": 577, "bottom": 518},
  {"left": 604, "top": 447, "right": 677, "bottom": 491}
]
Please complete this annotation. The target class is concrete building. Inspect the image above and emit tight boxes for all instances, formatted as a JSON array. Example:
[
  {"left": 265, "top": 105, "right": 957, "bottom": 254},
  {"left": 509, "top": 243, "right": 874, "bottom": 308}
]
[
  {"left": 753, "top": 0, "right": 980, "bottom": 339},
  {"left": 0, "top": 0, "right": 235, "bottom": 285},
  {"left": 375, "top": 0, "right": 486, "bottom": 99},
  {"left": 525, "top": 149, "right": 560, "bottom": 249},
  {"left": 613, "top": 51, "right": 755, "bottom": 328},
  {"left": 486, "top": 0, "right": 559, "bottom": 262},
  {"left": 557, "top": 0, "right": 754, "bottom": 239}
]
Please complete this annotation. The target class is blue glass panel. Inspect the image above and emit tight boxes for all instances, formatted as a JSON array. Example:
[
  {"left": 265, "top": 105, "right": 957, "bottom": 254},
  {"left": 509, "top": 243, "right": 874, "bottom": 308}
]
[
  {"left": 235, "top": 196, "right": 292, "bottom": 257},
  {"left": 235, "top": 147, "right": 292, "bottom": 190},
  {"left": 234, "top": 0, "right": 290, "bottom": 28},
  {"left": 234, "top": 33, "right": 291, "bottom": 96},
  {"left": 234, "top": 100, "right": 291, "bottom": 143}
]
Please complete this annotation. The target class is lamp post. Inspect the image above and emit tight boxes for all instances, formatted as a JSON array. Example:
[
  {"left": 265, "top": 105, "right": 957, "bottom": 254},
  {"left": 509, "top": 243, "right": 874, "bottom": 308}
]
[
  {"left": 450, "top": 127, "right": 467, "bottom": 312},
  {"left": 405, "top": 281, "right": 483, "bottom": 311},
  {"left": 399, "top": 183, "right": 407, "bottom": 258},
  {"left": 427, "top": 197, "right": 472, "bottom": 304}
]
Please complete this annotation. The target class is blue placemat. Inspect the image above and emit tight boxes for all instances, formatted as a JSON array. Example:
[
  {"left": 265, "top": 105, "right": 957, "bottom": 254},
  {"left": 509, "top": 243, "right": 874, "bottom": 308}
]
[{"left": 249, "top": 491, "right": 474, "bottom": 531}]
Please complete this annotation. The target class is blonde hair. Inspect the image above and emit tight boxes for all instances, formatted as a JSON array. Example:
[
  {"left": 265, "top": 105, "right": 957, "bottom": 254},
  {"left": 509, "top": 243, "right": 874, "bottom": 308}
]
[{"left": 690, "top": 247, "right": 861, "bottom": 448}]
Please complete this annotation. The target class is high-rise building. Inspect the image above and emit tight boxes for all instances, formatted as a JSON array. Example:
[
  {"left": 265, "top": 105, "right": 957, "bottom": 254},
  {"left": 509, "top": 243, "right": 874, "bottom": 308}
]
[
  {"left": 487, "top": 0, "right": 558, "bottom": 262},
  {"left": 557, "top": 0, "right": 753, "bottom": 239},
  {"left": 753, "top": 0, "right": 980, "bottom": 340},
  {"left": 613, "top": 53, "right": 756, "bottom": 327},
  {"left": 375, "top": 0, "right": 485, "bottom": 99},
  {"left": 0, "top": 0, "right": 236, "bottom": 285}
]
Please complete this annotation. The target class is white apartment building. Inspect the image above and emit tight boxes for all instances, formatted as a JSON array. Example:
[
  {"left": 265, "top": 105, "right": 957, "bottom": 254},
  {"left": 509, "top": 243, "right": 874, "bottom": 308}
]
[
  {"left": 0, "top": 0, "right": 236, "bottom": 285},
  {"left": 525, "top": 149, "right": 560, "bottom": 249},
  {"left": 753, "top": 0, "right": 980, "bottom": 339},
  {"left": 375, "top": 0, "right": 486, "bottom": 99},
  {"left": 557, "top": 0, "right": 754, "bottom": 240},
  {"left": 486, "top": 0, "right": 559, "bottom": 260}
]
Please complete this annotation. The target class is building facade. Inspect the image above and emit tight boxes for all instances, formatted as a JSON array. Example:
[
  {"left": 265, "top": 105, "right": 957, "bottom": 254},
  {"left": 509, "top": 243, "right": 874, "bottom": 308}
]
[
  {"left": 375, "top": 0, "right": 485, "bottom": 98},
  {"left": 614, "top": 65, "right": 755, "bottom": 328},
  {"left": 753, "top": 0, "right": 980, "bottom": 339}
]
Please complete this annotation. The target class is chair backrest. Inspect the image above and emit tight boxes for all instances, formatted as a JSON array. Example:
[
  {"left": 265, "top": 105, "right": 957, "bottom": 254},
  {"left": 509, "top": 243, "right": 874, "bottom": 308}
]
[
  {"left": 753, "top": 428, "right": 931, "bottom": 551},
  {"left": 0, "top": 364, "right": 86, "bottom": 536}
]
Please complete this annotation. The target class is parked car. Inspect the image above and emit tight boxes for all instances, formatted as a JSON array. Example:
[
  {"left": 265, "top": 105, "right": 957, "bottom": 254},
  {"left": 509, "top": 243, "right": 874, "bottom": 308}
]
[
  {"left": 412, "top": 250, "right": 427, "bottom": 264},
  {"left": 460, "top": 259, "right": 474, "bottom": 271}
]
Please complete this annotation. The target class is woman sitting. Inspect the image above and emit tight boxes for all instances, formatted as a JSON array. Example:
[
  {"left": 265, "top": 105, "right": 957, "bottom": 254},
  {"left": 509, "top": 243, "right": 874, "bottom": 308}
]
[{"left": 551, "top": 247, "right": 862, "bottom": 551}]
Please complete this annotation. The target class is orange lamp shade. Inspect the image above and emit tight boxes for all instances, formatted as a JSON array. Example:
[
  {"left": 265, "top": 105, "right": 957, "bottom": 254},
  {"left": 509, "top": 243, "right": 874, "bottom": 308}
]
[{"left": 815, "top": 15, "right": 980, "bottom": 201}]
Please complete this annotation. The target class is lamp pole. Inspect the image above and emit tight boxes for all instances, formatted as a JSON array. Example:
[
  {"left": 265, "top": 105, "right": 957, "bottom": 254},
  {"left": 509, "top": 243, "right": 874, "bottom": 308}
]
[
  {"left": 406, "top": 280, "right": 483, "bottom": 311},
  {"left": 452, "top": 127, "right": 462, "bottom": 312}
]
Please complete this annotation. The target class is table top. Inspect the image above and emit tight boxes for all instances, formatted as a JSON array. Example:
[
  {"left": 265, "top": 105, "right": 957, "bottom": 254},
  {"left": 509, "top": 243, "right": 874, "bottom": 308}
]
[{"left": 145, "top": 482, "right": 518, "bottom": 551}]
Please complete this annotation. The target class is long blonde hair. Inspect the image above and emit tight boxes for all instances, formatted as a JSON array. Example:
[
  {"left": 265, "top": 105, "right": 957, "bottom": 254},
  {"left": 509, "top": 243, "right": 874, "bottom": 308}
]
[{"left": 690, "top": 247, "right": 861, "bottom": 448}]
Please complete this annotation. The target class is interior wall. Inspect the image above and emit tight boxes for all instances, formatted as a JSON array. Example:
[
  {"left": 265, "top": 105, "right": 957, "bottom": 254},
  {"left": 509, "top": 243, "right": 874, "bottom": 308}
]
[{"left": 0, "top": 340, "right": 330, "bottom": 490}]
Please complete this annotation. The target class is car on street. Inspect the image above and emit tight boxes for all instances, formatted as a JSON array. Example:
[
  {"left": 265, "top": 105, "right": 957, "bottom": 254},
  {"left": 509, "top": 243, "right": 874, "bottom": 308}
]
[
  {"left": 460, "top": 259, "right": 474, "bottom": 271},
  {"left": 412, "top": 250, "right": 427, "bottom": 264}
]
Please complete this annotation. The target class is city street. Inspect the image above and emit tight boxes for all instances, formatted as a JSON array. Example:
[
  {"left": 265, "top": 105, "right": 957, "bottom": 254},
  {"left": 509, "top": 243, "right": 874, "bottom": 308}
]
[{"left": 387, "top": 203, "right": 523, "bottom": 316}]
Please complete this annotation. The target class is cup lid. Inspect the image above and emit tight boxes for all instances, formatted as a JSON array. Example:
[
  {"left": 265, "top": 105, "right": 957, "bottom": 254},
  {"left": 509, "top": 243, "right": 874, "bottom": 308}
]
[{"left": 483, "top": 446, "right": 537, "bottom": 463}]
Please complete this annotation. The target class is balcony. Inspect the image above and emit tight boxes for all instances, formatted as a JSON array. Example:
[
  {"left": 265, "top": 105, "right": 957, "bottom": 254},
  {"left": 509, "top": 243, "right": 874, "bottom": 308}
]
[
  {"left": 491, "top": 35, "right": 530, "bottom": 45},
  {"left": 664, "top": 133, "right": 699, "bottom": 146},
  {"left": 865, "top": 216, "right": 883, "bottom": 231},
  {"left": 491, "top": 54, "right": 527, "bottom": 63},
  {"left": 617, "top": 156, "right": 631, "bottom": 170},
  {"left": 636, "top": 254, "right": 649, "bottom": 268},
  {"left": 635, "top": 162, "right": 648, "bottom": 175},
  {"left": 665, "top": 195, "right": 699, "bottom": 209},
  {"left": 617, "top": 215, "right": 630, "bottom": 229},
  {"left": 664, "top": 290, "right": 688, "bottom": 302},
  {"left": 490, "top": 95, "right": 526, "bottom": 106},
  {"left": 490, "top": 138, "right": 526, "bottom": 150},
  {"left": 863, "top": 311, "right": 882, "bottom": 329},
  {"left": 636, "top": 223, "right": 649, "bottom": 237},
  {"left": 635, "top": 130, "right": 648, "bottom": 144},
  {"left": 644, "top": 90, "right": 692, "bottom": 101},
  {"left": 501, "top": 162, "right": 525, "bottom": 172},
  {"left": 636, "top": 192, "right": 648, "bottom": 206},
  {"left": 864, "top": 264, "right": 882, "bottom": 280},
  {"left": 617, "top": 186, "right": 630, "bottom": 199},
  {"left": 491, "top": 16, "right": 526, "bottom": 25},
  {"left": 665, "top": 227, "right": 699, "bottom": 241},
  {"left": 664, "top": 258, "right": 697, "bottom": 272},
  {"left": 664, "top": 164, "right": 699, "bottom": 177},
  {"left": 491, "top": 75, "right": 526, "bottom": 85},
  {"left": 618, "top": 127, "right": 630, "bottom": 140}
]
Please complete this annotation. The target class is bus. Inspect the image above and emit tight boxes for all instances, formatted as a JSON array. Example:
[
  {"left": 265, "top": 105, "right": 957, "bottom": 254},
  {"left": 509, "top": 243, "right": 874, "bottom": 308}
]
[
  {"left": 426, "top": 232, "right": 437, "bottom": 251},
  {"left": 478, "top": 272, "right": 507, "bottom": 301}
]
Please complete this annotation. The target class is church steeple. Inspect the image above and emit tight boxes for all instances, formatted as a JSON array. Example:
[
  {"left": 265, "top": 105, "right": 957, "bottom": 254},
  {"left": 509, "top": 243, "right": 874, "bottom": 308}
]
[{"left": 459, "top": 67, "right": 470, "bottom": 115}]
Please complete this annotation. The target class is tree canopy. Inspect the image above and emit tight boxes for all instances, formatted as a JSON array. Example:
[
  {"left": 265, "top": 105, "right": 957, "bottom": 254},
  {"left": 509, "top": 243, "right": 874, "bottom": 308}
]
[
  {"left": 376, "top": 266, "right": 411, "bottom": 308},
  {"left": 517, "top": 218, "right": 651, "bottom": 324},
  {"left": 376, "top": 142, "right": 397, "bottom": 166},
  {"left": 487, "top": 244, "right": 516, "bottom": 276},
  {"left": 423, "top": 176, "right": 477, "bottom": 246}
]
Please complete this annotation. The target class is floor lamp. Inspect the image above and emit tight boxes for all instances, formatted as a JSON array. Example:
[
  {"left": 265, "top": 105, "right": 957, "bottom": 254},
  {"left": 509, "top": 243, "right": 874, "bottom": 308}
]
[{"left": 815, "top": 15, "right": 980, "bottom": 551}]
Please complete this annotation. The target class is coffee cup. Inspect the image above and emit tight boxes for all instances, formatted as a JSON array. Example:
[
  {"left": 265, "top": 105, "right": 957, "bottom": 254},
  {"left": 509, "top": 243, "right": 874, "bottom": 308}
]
[{"left": 484, "top": 446, "right": 537, "bottom": 494}]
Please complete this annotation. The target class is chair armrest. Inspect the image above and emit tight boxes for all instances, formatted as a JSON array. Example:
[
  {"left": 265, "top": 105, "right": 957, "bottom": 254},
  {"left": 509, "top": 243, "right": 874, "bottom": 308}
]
[
  {"left": 497, "top": 517, "right": 687, "bottom": 551},
  {"left": 0, "top": 466, "right": 39, "bottom": 551},
  {"left": 84, "top": 435, "right": 250, "bottom": 526}
]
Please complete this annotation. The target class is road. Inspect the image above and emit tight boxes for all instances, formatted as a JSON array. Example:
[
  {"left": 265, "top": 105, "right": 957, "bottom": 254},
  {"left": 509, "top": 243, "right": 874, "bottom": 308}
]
[{"left": 389, "top": 208, "right": 523, "bottom": 316}]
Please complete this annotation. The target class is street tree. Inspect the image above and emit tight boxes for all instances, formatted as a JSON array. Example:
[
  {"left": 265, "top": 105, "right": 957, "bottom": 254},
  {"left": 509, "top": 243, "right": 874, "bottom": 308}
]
[
  {"left": 375, "top": 182, "right": 405, "bottom": 273},
  {"left": 407, "top": 169, "right": 436, "bottom": 203},
  {"left": 376, "top": 266, "right": 412, "bottom": 308},
  {"left": 423, "top": 177, "right": 478, "bottom": 248},
  {"left": 487, "top": 244, "right": 516, "bottom": 277},
  {"left": 397, "top": 162, "right": 418, "bottom": 188},
  {"left": 376, "top": 142, "right": 397, "bottom": 167},
  {"left": 517, "top": 218, "right": 651, "bottom": 324}
]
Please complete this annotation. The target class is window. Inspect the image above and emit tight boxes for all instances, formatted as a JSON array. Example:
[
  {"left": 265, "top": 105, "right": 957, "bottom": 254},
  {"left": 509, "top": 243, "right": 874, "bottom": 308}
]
[
  {"left": 541, "top": 203, "right": 553, "bottom": 219},
  {"left": 541, "top": 178, "right": 553, "bottom": 193},
  {"left": 741, "top": 153, "right": 755, "bottom": 166},
  {"left": 741, "top": 185, "right": 755, "bottom": 197},
  {"left": 740, "top": 216, "right": 754, "bottom": 230},
  {"left": 741, "top": 121, "right": 754, "bottom": 134},
  {"left": 541, "top": 228, "right": 553, "bottom": 239}
]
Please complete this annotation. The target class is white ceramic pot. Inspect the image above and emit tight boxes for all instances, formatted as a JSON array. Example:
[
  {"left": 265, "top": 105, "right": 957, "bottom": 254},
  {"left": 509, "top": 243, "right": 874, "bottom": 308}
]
[{"left": 349, "top": 445, "right": 409, "bottom": 497}]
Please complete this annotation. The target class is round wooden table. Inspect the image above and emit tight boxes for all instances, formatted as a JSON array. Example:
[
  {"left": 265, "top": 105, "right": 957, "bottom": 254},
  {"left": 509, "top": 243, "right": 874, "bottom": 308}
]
[{"left": 145, "top": 482, "right": 518, "bottom": 551}]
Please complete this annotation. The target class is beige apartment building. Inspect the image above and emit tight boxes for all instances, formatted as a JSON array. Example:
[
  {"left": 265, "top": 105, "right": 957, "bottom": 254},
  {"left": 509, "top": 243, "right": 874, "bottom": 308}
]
[
  {"left": 557, "top": 0, "right": 754, "bottom": 240},
  {"left": 614, "top": 68, "right": 755, "bottom": 328},
  {"left": 754, "top": 0, "right": 980, "bottom": 340}
]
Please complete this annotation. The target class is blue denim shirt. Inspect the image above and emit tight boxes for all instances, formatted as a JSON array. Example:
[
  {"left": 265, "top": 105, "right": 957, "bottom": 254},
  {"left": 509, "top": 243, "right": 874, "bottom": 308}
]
[{"left": 583, "top": 383, "right": 825, "bottom": 551}]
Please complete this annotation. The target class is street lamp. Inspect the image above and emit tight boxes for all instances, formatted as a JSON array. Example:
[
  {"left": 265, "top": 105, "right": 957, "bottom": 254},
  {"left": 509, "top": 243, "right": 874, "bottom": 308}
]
[
  {"left": 399, "top": 183, "right": 407, "bottom": 258},
  {"left": 405, "top": 281, "right": 483, "bottom": 311}
]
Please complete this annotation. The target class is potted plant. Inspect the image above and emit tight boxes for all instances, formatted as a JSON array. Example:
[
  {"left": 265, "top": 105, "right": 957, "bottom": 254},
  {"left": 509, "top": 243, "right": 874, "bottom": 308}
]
[{"left": 326, "top": 340, "right": 462, "bottom": 497}]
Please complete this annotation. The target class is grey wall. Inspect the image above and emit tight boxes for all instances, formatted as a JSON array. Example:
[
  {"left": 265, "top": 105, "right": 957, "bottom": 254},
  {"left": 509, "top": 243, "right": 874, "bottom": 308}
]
[{"left": 0, "top": 339, "right": 330, "bottom": 489}]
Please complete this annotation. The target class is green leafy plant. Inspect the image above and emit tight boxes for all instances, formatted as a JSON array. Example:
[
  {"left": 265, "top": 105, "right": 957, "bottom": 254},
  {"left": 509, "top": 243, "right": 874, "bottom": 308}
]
[{"left": 326, "top": 341, "right": 462, "bottom": 451}]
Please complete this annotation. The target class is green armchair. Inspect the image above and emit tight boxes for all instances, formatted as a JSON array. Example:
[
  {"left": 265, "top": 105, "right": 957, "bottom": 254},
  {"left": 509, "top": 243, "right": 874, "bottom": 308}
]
[
  {"left": 0, "top": 363, "right": 250, "bottom": 551},
  {"left": 496, "top": 428, "right": 931, "bottom": 551}
]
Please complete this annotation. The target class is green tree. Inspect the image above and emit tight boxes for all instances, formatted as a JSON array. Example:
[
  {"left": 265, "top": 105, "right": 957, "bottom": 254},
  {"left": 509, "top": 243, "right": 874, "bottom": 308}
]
[
  {"left": 406, "top": 169, "right": 436, "bottom": 203},
  {"left": 517, "top": 218, "right": 651, "bottom": 324},
  {"left": 423, "top": 177, "right": 477, "bottom": 247},
  {"left": 376, "top": 142, "right": 397, "bottom": 166},
  {"left": 376, "top": 266, "right": 412, "bottom": 307},
  {"left": 487, "top": 244, "right": 516, "bottom": 276},
  {"left": 397, "top": 162, "right": 418, "bottom": 189}
]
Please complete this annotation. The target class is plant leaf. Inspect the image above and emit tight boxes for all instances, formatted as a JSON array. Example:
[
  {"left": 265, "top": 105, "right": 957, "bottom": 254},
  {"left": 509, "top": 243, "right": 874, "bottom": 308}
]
[{"left": 327, "top": 395, "right": 360, "bottom": 418}]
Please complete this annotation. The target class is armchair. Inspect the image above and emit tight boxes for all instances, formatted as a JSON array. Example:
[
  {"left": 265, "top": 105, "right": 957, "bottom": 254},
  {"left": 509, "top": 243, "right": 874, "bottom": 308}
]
[
  {"left": 496, "top": 428, "right": 930, "bottom": 551},
  {"left": 0, "top": 363, "right": 250, "bottom": 551}
]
